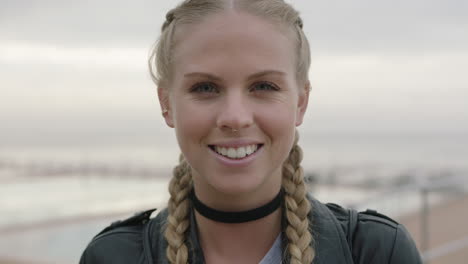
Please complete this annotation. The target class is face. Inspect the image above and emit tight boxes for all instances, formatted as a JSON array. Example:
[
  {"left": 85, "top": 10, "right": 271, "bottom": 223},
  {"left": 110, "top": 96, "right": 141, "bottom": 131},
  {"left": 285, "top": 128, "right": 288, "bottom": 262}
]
[{"left": 159, "top": 11, "right": 309, "bottom": 209}]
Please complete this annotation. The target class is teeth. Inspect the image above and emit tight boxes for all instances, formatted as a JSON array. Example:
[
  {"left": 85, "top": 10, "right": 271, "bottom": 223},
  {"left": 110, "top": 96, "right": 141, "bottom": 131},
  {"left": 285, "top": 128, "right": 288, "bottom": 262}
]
[
  {"left": 237, "top": 147, "right": 246, "bottom": 158},
  {"left": 227, "top": 148, "right": 236, "bottom": 158},
  {"left": 214, "top": 144, "right": 258, "bottom": 159}
]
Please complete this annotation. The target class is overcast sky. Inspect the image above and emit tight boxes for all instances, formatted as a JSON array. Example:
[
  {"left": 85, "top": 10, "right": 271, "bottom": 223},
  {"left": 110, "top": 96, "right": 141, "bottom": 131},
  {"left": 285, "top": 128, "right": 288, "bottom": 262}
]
[{"left": 1, "top": 0, "right": 467, "bottom": 146}]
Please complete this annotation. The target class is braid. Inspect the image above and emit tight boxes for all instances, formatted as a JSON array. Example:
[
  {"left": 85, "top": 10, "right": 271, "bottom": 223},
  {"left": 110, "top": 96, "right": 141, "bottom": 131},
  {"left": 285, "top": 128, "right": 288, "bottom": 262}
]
[
  {"left": 153, "top": 2, "right": 314, "bottom": 263},
  {"left": 161, "top": 10, "right": 176, "bottom": 32},
  {"left": 295, "top": 16, "right": 303, "bottom": 29},
  {"left": 282, "top": 131, "right": 315, "bottom": 264},
  {"left": 165, "top": 154, "right": 193, "bottom": 264}
]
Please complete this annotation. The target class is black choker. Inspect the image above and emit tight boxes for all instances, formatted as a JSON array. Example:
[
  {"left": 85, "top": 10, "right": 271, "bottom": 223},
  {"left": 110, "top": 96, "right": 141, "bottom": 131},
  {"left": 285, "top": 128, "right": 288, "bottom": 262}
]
[{"left": 190, "top": 189, "right": 283, "bottom": 223}]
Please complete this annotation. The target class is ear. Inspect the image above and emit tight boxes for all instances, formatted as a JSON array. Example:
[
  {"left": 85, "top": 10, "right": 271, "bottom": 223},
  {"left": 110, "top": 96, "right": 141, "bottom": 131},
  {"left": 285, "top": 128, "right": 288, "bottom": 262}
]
[
  {"left": 158, "top": 85, "right": 174, "bottom": 128},
  {"left": 295, "top": 81, "right": 310, "bottom": 126}
]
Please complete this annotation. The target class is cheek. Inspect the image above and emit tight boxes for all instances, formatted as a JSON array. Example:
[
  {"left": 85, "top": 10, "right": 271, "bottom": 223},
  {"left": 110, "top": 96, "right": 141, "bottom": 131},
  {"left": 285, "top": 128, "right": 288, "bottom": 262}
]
[
  {"left": 255, "top": 101, "right": 297, "bottom": 143},
  {"left": 173, "top": 100, "right": 214, "bottom": 149}
]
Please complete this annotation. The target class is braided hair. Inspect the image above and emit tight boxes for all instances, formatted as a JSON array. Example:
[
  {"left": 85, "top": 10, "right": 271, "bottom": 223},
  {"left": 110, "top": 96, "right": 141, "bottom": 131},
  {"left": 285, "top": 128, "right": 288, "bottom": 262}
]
[{"left": 149, "top": 1, "right": 313, "bottom": 263}]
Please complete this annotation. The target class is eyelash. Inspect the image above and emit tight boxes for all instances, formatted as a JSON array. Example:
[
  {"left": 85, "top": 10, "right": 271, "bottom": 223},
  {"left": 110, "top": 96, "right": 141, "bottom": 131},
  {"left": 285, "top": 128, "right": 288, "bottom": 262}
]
[
  {"left": 250, "top": 81, "right": 280, "bottom": 92},
  {"left": 190, "top": 81, "right": 280, "bottom": 94},
  {"left": 190, "top": 82, "right": 218, "bottom": 93}
]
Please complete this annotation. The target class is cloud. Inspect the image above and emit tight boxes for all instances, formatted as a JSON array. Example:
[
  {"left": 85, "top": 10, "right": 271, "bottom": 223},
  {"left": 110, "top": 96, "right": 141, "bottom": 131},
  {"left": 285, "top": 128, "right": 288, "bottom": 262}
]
[
  {"left": 295, "top": 0, "right": 468, "bottom": 54},
  {"left": 0, "top": 42, "right": 146, "bottom": 70},
  {"left": 0, "top": 0, "right": 170, "bottom": 46},
  {"left": 0, "top": 0, "right": 467, "bottom": 54},
  {"left": 0, "top": 0, "right": 467, "bottom": 146}
]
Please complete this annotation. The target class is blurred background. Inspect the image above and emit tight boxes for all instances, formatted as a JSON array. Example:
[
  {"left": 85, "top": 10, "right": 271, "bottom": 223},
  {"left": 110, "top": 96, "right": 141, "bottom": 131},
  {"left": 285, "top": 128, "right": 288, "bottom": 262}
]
[{"left": 1, "top": 0, "right": 467, "bottom": 263}]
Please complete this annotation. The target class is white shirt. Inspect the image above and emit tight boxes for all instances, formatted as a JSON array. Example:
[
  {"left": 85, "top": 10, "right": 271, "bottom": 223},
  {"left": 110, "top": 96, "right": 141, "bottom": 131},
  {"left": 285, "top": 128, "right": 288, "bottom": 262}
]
[{"left": 259, "top": 233, "right": 283, "bottom": 264}]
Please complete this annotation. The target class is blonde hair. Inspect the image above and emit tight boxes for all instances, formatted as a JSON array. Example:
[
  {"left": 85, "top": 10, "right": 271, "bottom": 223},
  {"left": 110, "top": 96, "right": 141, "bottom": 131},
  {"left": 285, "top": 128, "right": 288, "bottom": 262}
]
[
  {"left": 148, "top": 0, "right": 311, "bottom": 87},
  {"left": 149, "top": 1, "right": 313, "bottom": 263}
]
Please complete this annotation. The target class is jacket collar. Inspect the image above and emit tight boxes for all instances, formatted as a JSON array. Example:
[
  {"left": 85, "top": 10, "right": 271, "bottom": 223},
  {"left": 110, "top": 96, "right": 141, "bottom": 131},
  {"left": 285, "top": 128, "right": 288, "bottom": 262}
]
[
  {"left": 183, "top": 195, "right": 353, "bottom": 264},
  {"left": 308, "top": 195, "right": 354, "bottom": 264}
]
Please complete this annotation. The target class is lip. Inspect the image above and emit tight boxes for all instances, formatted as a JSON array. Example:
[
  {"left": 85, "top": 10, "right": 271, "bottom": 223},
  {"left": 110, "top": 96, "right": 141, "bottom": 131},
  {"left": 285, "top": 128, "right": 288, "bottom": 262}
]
[{"left": 207, "top": 144, "right": 263, "bottom": 167}]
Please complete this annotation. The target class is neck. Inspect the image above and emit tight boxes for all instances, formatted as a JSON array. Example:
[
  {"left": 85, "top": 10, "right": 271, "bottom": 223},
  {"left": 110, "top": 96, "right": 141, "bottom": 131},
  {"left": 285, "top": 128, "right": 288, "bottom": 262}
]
[{"left": 195, "top": 208, "right": 282, "bottom": 264}]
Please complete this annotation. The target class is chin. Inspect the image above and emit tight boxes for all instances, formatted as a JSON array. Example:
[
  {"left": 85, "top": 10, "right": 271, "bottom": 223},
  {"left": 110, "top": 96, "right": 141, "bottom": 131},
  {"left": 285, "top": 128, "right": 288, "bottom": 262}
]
[
  {"left": 214, "top": 180, "right": 262, "bottom": 196},
  {"left": 204, "top": 168, "right": 280, "bottom": 198}
]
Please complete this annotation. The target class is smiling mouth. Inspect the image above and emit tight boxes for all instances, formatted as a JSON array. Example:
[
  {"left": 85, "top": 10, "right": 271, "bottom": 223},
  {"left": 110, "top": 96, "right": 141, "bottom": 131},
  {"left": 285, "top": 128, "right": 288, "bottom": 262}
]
[{"left": 208, "top": 144, "right": 263, "bottom": 159}]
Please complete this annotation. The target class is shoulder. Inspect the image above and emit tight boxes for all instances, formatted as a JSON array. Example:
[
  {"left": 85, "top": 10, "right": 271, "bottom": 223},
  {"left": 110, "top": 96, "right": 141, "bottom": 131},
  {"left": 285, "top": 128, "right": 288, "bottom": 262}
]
[
  {"left": 325, "top": 203, "right": 422, "bottom": 264},
  {"left": 79, "top": 209, "right": 157, "bottom": 264}
]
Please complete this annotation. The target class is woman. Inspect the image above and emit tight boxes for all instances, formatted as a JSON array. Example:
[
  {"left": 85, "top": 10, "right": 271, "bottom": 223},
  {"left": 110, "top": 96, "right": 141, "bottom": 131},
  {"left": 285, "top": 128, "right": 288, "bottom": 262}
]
[{"left": 80, "top": 0, "right": 422, "bottom": 263}]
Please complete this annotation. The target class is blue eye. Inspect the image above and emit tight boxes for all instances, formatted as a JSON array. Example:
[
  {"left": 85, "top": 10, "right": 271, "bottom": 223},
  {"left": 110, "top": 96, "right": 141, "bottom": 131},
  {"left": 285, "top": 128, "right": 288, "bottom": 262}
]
[
  {"left": 251, "top": 82, "right": 279, "bottom": 92},
  {"left": 191, "top": 82, "right": 219, "bottom": 93}
]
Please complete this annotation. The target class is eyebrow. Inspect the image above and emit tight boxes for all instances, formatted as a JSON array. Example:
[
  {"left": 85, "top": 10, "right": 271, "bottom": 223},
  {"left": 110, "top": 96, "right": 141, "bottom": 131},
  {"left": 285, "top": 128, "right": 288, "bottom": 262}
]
[
  {"left": 184, "top": 72, "right": 222, "bottom": 81},
  {"left": 248, "top": 70, "right": 286, "bottom": 81},
  {"left": 183, "top": 70, "right": 286, "bottom": 81}
]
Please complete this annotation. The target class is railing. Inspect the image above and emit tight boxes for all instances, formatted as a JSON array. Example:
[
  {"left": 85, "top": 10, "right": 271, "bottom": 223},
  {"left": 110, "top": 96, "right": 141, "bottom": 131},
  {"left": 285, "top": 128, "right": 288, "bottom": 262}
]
[
  {"left": 422, "top": 236, "right": 468, "bottom": 262},
  {"left": 0, "top": 159, "right": 169, "bottom": 179},
  {"left": 350, "top": 175, "right": 468, "bottom": 263}
]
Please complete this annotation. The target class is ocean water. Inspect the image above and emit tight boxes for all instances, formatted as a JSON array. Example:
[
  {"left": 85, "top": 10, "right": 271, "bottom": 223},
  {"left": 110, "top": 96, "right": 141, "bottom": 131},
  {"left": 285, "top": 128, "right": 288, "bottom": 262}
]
[
  {"left": 3, "top": 132, "right": 467, "bottom": 179},
  {"left": 0, "top": 132, "right": 467, "bottom": 263}
]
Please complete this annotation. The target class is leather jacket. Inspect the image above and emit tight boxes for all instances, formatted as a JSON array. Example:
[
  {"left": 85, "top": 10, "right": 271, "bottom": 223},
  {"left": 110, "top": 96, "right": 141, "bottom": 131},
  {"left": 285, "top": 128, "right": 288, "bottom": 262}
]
[{"left": 80, "top": 195, "right": 422, "bottom": 263}]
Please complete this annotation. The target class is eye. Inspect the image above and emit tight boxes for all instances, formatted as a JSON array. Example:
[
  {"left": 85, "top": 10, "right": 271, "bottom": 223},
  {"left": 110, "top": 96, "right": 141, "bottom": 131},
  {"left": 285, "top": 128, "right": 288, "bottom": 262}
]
[
  {"left": 190, "top": 82, "right": 219, "bottom": 94},
  {"left": 251, "top": 82, "right": 280, "bottom": 92}
]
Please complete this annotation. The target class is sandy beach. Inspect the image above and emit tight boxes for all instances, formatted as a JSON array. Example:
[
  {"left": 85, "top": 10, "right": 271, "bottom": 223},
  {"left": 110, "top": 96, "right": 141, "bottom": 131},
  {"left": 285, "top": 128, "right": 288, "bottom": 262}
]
[
  {"left": 400, "top": 193, "right": 468, "bottom": 264},
  {"left": 1, "top": 188, "right": 466, "bottom": 264}
]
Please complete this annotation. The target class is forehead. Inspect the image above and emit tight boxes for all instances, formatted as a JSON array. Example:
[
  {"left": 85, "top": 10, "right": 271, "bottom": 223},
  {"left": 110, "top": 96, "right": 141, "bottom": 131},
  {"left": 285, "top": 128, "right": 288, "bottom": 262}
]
[{"left": 172, "top": 11, "right": 296, "bottom": 77}]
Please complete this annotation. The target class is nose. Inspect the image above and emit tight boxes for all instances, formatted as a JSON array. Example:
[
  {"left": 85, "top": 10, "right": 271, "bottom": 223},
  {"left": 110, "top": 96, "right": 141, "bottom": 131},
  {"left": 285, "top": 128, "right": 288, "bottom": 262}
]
[{"left": 216, "top": 90, "right": 253, "bottom": 132}]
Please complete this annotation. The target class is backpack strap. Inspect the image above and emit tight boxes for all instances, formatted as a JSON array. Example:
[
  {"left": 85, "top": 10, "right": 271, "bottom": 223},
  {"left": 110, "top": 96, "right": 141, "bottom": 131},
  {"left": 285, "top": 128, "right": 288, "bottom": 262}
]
[
  {"left": 347, "top": 208, "right": 359, "bottom": 262},
  {"left": 347, "top": 208, "right": 359, "bottom": 249}
]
